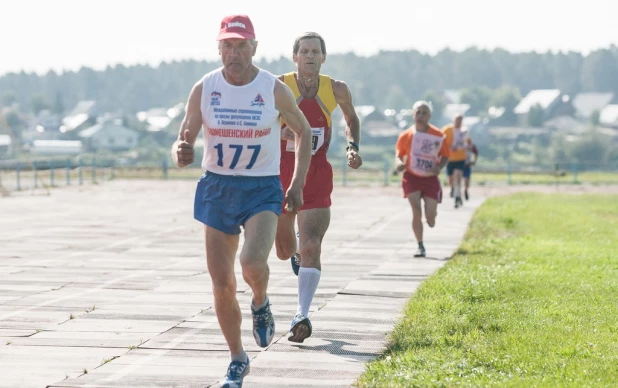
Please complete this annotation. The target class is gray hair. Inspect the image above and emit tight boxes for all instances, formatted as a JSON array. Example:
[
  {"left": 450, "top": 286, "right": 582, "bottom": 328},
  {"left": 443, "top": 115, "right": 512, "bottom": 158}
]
[
  {"left": 412, "top": 100, "right": 433, "bottom": 113},
  {"left": 218, "top": 39, "right": 257, "bottom": 50}
]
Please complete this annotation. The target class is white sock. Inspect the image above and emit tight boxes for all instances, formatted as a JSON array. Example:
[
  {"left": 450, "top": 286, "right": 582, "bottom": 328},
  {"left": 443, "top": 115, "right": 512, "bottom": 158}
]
[
  {"left": 231, "top": 350, "right": 248, "bottom": 363},
  {"left": 251, "top": 294, "right": 269, "bottom": 310},
  {"left": 297, "top": 267, "right": 321, "bottom": 317},
  {"left": 455, "top": 183, "right": 461, "bottom": 198}
]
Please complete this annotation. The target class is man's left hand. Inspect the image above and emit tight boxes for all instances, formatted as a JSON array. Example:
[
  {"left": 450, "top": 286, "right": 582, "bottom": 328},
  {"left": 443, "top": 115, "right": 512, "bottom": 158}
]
[
  {"left": 430, "top": 165, "right": 442, "bottom": 176},
  {"left": 347, "top": 150, "right": 362, "bottom": 169}
]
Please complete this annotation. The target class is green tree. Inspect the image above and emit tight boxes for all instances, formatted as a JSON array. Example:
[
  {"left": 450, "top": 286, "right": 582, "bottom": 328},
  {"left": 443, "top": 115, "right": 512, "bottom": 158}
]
[
  {"left": 1, "top": 91, "right": 17, "bottom": 107},
  {"left": 2, "top": 111, "right": 23, "bottom": 138},
  {"left": 581, "top": 49, "right": 618, "bottom": 93},
  {"left": 30, "top": 93, "right": 51, "bottom": 114},
  {"left": 590, "top": 110, "right": 601, "bottom": 126},
  {"left": 53, "top": 92, "right": 65, "bottom": 115},
  {"left": 527, "top": 104, "right": 544, "bottom": 127},
  {"left": 489, "top": 85, "right": 521, "bottom": 124},
  {"left": 567, "top": 131, "right": 610, "bottom": 169},
  {"left": 460, "top": 86, "right": 492, "bottom": 116},
  {"left": 422, "top": 91, "right": 445, "bottom": 120}
]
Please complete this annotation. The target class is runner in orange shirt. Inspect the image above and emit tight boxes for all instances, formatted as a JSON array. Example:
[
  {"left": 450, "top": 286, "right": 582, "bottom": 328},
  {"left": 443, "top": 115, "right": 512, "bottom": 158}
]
[
  {"left": 395, "top": 101, "right": 450, "bottom": 257},
  {"left": 442, "top": 114, "right": 469, "bottom": 208}
]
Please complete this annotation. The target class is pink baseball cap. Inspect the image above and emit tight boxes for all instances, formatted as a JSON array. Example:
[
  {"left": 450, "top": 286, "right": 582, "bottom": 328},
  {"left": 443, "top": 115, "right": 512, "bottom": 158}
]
[{"left": 217, "top": 15, "right": 255, "bottom": 40}]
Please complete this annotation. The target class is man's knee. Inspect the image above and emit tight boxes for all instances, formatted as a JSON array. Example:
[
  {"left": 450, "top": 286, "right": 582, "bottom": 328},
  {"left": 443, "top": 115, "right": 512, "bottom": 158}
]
[
  {"left": 275, "top": 240, "right": 295, "bottom": 260},
  {"left": 426, "top": 216, "right": 436, "bottom": 228},
  {"left": 211, "top": 276, "right": 237, "bottom": 297},
  {"left": 299, "top": 238, "right": 321, "bottom": 265}
]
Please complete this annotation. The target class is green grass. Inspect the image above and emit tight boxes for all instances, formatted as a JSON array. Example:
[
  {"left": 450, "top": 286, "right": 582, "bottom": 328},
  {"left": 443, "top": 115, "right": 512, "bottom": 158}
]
[{"left": 357, "top": 193, "right": 618, "bottom": 387}]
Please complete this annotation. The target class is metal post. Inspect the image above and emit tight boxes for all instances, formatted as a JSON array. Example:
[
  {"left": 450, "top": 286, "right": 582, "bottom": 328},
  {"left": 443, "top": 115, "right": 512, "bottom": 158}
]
[
  {"left": 383, "top": 159, "right": 389, "bottom": 186},
  {"left": 33, "top": 161, "right": 38, "bottom": 188},
  {"left": 16, "top": 164, "right": 21, "bottom": 191},
  {"left": 79, "top": 158, "right": 83, "bottom": 185},
  {"left": 163, "top": 158, "right": 169, "bottom": 180},
  {"left": 66, "top": 159, "right": 71, "bottom": 185},
  {"left": 341, "top": 157, "right": 347, "bottom": 186},
  {"left": 49, "top": 159, "right": 55, "bottom": 187},
  {"left": 91, "top": 157, "right": 96, "bottom": 183}
]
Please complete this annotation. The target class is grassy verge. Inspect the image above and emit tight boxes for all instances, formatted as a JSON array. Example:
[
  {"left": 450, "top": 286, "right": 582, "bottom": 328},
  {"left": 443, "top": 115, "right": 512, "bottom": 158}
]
[{"left": 358, "top": 193, "right": 618, "bottom": 387}]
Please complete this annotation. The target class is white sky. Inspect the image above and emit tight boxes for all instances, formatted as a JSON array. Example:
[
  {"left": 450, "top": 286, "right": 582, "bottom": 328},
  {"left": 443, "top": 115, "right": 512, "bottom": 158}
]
[{"left": 2, "top": 0, "right": 617, "bottom": 76}]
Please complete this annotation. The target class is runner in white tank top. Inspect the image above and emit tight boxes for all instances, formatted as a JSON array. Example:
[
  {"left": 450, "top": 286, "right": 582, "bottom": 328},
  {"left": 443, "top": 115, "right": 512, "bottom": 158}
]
[
  {"left": 170, "top": 14, "right": 313, "bottom": 388},
  {"left": 200, "top": 67, "right": 281, "bottom": 176}
]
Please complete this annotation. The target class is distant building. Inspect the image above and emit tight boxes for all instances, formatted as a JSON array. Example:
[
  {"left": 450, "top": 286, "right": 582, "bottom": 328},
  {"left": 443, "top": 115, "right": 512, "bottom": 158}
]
[
  {"left": 0, "top": 134, "right": 12, "bottom": 158},
  {"left": 571, "top": 92, "right": 614, "bottom": 120},
  {"left": 63, "top": 100, "right": 98, "bottom": 131},
  {"left": 33, "top": 109, "right": 62, "bottom": 132},
  {"left": 78, "top": 121, "right": 139, "bottom": 151},
  {"left": 514, "top": 89, "right": 574, "bottom": 127},
  {"left": 443, "top": 89, "right": 461, "bottom": 104},
  {"left": 30, "top": 140, "right": 83, "bottom": 155},
  {"left": 136, "top": 102, "right": 185, "bottom": 132},
  {"left": 599, "top": 104, "right": 618, "bottom": 128}
]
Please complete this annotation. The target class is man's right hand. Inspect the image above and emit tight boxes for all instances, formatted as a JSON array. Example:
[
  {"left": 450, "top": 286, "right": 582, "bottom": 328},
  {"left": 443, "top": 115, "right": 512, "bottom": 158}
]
[
  {"left": 173, "top": 129, "right": 195, "bottom": 168},
  {"left": 281, "top": 125, "right": 295, "bottom": 141},
  {"left": 284, "top": 183, "right": 304, "bottom": 213},
  {"left": 395, "top": 161, "right": 406, "bottom": 172}
]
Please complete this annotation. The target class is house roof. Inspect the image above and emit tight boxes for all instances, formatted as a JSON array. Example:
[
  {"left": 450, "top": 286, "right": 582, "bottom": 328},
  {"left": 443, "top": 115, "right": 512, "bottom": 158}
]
[
  {"left": 514, "top": 89, "right": 561, "bottom": 114},
  {"left": 572, "top": 92, "right": 614, "bottom": 118},
  {"left": 443, "top": 103, "right": 470, "bottom": 119},
  {"left": 543, "top": 115, "right": 588, "bottom": 133},
  {"left": 0, "top": 134, "right": 11, "bottom": 146},
  {"left": 78, "top": 122, "right": 136, "bottom": 138},
  {"left": 489, "top": 126, "right": 550, "bottom": 138},
  {"left": 68, "top": 100, "right": 96, "bottom": 116},
  {"left": 62, "top": 113, "right": 90, "bottom": 131},
  {"left": 600, "top": 104, "right": 618, "bottom": 125},
  {"left": 32, "top": 140, "right": 83, "bottom": 148},
  {"left": 443, "top": 89, "right": 460, "bottom": 104}
]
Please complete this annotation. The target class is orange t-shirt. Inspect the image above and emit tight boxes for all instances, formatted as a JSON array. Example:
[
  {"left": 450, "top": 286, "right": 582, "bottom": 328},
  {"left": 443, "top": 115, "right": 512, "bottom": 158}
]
[
  {"left": 442, "top": 124, "right": 469, "bottom": 161},
  {"left": 396, "top": 124, "right": 450, "bottom": 177}
]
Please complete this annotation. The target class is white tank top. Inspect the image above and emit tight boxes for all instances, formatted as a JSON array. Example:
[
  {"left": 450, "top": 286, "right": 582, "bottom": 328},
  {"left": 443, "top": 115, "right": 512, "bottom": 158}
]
[{"left": 200, "top": 67, "right": 280, "bottom": 176}]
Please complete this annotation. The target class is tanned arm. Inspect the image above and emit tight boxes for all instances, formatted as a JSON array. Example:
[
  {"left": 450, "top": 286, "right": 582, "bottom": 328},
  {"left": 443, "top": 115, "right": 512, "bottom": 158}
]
[
  {"left": 171, "top": 81, "right": 203, "bottom": 167},
  {"left": 274, "top": 79, "right": 312, "bottom": 212},
  {"left": 332, "top": 79, "right": 362, "bottom": 169}
]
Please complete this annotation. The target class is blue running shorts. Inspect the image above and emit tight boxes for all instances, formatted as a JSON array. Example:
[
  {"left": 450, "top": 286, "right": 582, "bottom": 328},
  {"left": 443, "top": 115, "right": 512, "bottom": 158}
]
[{"left": 194, "top": 172, "right": 284, "bottom": 235}]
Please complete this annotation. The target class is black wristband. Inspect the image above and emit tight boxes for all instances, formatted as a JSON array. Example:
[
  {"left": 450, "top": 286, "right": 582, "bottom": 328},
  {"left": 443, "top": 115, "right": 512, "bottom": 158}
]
[{"left": 346, "top": 141, "right": 359, "bottom": 151}]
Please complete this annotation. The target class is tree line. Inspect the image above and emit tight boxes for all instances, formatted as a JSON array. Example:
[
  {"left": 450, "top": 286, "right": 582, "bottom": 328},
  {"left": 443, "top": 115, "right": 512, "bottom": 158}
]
[{"left": 1, "top": 46, "right": 617, "bottom": 117}]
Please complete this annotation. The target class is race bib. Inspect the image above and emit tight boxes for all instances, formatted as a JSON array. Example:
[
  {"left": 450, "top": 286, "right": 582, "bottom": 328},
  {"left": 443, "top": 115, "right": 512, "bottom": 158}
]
[
  {"left": 286, "top": 127, "right": 325, "bottom": 155},
  {"left": 409, "top": 131, "right": 443, "bottom": 176},
  {"left": 414, "top": 157, "right": 434, "bottom": 172},
  {"left": 453, "top": 129, "right": 466, "bottom": 149}
]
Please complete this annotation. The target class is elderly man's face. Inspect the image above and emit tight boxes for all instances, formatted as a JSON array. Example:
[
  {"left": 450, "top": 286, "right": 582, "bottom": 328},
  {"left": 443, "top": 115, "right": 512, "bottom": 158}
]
[
  {"left": 219, "top": 38, "right": 257, "bottom": 74},
  {"left": 414, "top": 106, "right": 432, "bottom": 126}
]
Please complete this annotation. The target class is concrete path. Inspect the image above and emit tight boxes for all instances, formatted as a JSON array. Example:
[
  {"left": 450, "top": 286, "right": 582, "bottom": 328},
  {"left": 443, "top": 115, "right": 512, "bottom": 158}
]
[{"left": 0, "top": 180, "right": 483, "bottom": 388}]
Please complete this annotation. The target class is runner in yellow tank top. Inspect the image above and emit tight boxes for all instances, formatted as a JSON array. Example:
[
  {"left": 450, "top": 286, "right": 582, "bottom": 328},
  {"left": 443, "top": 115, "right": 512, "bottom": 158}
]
[{"left": 275, "top": 32, "right": 362, "bottom": 344}]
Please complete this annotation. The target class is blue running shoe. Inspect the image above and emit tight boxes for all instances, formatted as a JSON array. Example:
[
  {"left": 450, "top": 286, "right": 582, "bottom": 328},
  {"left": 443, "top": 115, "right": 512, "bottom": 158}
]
[
  {"left": 251, "top": 299, "right": 275, "bottom": 347},
  {"left": 291, "top": 231, "right": 301, "bottom": 276},
  {"left": 220, "top": 357, "right": 250, "bottom": 388},
  {"left": 291, "top": 253, "right": 301, "bottom": 276},
  {"left": 288, "top": 313, "right": 312, "bottom": 343}
]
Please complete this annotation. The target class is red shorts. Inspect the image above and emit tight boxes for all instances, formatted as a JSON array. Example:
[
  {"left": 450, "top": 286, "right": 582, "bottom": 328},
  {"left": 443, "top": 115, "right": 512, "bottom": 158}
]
[
  {"left": 280, "top": 157, "right": 333, "bottom": 213},
  {"left": 402, "top": 171, "right": 442, "bottom": 203}
]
